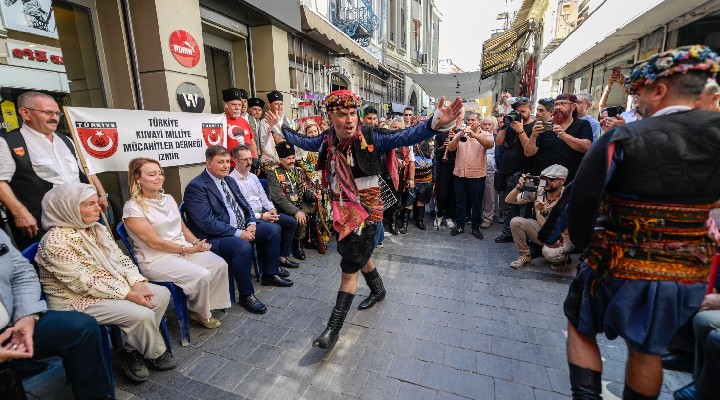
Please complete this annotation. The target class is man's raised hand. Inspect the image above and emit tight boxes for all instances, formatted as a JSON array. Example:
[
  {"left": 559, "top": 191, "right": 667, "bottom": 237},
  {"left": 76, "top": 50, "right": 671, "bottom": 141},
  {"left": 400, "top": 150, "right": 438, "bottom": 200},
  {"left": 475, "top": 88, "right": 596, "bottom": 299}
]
[{"left": 435, "top": 96, "right": 464, "bottom": 129}]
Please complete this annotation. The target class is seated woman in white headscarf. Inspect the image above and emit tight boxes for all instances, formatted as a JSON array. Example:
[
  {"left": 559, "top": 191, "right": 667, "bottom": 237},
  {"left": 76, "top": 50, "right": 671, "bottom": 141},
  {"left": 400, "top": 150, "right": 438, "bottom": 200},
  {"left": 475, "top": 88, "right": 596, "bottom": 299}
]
[
  {"left": 122, "top": 157, "right": 231, "bottom": 329},
  {"left": 36, "top": 183, "right": 176, "bottom": 383}
]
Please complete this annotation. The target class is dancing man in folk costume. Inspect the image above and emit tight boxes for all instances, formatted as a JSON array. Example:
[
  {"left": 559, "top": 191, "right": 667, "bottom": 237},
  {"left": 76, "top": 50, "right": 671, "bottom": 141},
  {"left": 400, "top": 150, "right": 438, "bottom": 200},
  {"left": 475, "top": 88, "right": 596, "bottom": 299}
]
[
  {"left": 265, "top": 90, "right": 463, "bottom": 350},
  {"left": 562, "top": 45, "right": 720, "bottom": 399}
]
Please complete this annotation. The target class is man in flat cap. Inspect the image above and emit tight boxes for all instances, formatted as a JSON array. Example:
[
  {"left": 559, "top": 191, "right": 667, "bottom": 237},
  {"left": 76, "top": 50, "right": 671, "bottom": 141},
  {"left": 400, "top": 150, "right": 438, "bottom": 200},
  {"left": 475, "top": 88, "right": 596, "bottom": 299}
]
[
  {"left": 247, "top": 97, "right": 265, "bottom": 156},
  {"left": 259, "top": 90, "right": 292, "bottom": 166},
  {"left": 222, "top": 88, "right": 258, "bottom": 159},
  {"left": 562, "top": 45, "right": 720, "bottom": 400},
  {"left": 266, "top": 89, "right": 464, "bottom": 351},
  {"left": 503, "top": 164, "right": 572, "bottom": 271},
  {"left": 266, "top": 141, "right": 315, "bottom": 261}
]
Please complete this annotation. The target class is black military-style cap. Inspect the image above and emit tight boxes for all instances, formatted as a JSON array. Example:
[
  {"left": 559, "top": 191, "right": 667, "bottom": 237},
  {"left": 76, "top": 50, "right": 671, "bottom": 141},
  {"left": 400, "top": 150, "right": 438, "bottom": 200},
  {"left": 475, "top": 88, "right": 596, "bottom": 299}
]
[
  {"left": 248, "top": 97, "right": 265, "bottom": 109},
  {"left": 276, "top": 141, "right": 295, "bottom": 158},
  {"left": 222, "top": 88, "right": 248, "bottom": 102},
  {"left": 267, "top": 90, "right": 283, "bottom": 103}
]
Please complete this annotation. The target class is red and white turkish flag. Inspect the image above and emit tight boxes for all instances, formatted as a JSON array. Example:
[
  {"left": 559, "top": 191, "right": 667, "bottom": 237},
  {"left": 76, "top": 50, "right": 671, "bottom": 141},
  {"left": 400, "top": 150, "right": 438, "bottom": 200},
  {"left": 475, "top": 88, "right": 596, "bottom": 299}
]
[
  {"left": 75, "top": 122, "right": 119, "bottom": 159},
  {"left": 202, "top": 123, "right": 224, "bottom": 147}
]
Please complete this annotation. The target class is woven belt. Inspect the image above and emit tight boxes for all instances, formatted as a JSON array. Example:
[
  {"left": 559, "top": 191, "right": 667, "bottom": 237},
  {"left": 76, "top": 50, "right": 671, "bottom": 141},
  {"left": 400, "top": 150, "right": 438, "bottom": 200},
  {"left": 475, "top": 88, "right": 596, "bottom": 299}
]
[{"left": 587, "top": 196, "right": 716, "bottom": 284}]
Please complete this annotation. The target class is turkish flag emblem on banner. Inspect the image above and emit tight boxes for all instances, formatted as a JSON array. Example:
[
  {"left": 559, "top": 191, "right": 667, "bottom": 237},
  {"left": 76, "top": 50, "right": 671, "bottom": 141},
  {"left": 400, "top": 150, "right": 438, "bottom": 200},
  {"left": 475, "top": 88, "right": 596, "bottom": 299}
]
[
  {"left": 202, "top": 123, "right": 224, "bottom": 147},
  {"left": 75, "top": 122, "right": 119, "bottom": 159}
]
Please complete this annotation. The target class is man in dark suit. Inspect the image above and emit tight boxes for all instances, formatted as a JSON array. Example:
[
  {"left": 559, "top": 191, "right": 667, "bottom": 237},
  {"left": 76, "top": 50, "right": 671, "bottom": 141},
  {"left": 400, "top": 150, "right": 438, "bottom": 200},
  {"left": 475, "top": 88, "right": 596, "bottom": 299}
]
[{"left": 183, "top": 146, "right": 292, "bottom": 314}]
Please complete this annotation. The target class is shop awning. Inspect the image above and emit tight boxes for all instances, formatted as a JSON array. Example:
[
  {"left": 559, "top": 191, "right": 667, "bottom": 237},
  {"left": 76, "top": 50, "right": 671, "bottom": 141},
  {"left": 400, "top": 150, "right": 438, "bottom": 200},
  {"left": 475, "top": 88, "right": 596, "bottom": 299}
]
[
  {"left": 405, "top": 71, "right": 499, "bottom": 100},
  {"left": 540, "top": 0, "right": 709, "bottom": 80},
  {"left": 0, "top": 65, "right": 69, "bottom": 93},
  {"left": 480, "top": 0, "right": 549, "bottom": 80},
  {"left": 481, "top": 20, "right": 531, "bottom": 80},
  {"left": 300, "top": 5, "right": 379, "bottom": 69}
]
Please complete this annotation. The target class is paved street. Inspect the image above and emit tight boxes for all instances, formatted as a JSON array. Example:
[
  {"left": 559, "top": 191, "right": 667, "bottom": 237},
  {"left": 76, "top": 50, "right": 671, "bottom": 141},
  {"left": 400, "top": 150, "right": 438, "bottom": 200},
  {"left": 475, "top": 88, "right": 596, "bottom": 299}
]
[{"left": 24, "top": 221, "right": 690, "bottom": 400}]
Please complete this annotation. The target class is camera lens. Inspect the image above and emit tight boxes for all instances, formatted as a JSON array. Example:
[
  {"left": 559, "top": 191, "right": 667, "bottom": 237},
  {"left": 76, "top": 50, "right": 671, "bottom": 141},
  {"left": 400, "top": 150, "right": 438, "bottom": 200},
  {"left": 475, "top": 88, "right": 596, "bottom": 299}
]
[{"left": 460, "top": 136, "right": 468, "bottom": 142}]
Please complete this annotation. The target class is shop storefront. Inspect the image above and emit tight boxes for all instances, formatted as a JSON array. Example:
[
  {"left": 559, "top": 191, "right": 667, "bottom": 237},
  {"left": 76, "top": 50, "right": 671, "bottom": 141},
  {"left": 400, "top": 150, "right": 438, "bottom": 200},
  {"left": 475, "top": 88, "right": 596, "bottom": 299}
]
[{"left": 0, "top": 0, "right": 124, "bottom": 133}]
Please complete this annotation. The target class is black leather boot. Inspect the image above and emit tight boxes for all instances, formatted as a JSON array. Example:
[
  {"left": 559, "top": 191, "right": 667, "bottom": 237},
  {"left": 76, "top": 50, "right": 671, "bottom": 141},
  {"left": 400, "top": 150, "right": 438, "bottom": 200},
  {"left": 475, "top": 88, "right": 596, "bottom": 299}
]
[
  {"left": 358, "top": 269, "right": 386, "bottom": 310},
  {"left": 399, "top": 208, "right": 410, "bottom": 234},
  {"left": 623, "top": 384, "right": 659, "bottom": 400},
  {"left": 313, "top": 291, "right": 355, "bottom": 350},
  {"left": 569, "top": 363, "right": 602, "bottom": 400},
  {"left": 387, "top": 211, "right": 399, "bottom": 235},
  {"left": 414, "top": 205, "right": 426, "bottom": 230},
  {"left": 292, "top": 238, "right": 306, "bottom": 260}
]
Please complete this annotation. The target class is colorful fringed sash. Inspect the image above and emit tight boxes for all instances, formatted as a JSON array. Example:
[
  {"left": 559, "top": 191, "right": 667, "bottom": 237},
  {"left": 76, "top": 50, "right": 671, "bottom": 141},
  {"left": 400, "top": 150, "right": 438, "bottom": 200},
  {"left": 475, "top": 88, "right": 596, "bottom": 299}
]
[{"left": 587, "top": 196, "right": 716, "bottom": 286}]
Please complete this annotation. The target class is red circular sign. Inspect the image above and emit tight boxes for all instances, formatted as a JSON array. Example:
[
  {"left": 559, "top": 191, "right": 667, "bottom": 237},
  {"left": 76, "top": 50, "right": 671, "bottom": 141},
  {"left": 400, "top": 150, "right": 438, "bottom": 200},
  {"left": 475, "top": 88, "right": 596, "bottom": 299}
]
[{"left": 169, "top": 30, "right": 200, "bottom": 68}]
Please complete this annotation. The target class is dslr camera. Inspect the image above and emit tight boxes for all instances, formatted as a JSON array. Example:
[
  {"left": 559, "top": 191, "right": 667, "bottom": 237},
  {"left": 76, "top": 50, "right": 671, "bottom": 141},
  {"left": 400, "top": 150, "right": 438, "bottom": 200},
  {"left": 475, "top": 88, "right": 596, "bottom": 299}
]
[
  {"left": 519, "top": 175, "right": 541, "bottom": 192},
  {"left": 518, "top": 175, "right": 542, "bottom": 203},
  {"left": 251, "top": 158, "right": 262, "bottom": 172},
  {"left": 503, "top": 109, "right": 522, "bottom": 125}
]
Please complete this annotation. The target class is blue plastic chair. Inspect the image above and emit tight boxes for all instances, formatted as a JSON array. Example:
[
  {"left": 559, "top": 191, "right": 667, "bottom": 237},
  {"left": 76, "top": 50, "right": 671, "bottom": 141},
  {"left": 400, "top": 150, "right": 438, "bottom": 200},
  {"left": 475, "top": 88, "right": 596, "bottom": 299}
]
[
  {"left": 115, "top": 222, "right": 189, "bottom": 347},
  {"left": 21, "top": 243, "right": 120, "bottom": 387},
  {"left": 259, "top": 178, "right": 268, "bottom": 194}
]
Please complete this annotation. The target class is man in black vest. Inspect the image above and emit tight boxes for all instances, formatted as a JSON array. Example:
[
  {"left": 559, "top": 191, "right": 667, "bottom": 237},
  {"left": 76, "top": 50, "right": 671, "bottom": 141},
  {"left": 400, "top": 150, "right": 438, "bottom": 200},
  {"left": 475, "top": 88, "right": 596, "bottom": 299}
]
[
  {"left": 0, "top": 91, "right": 108, "bottom": 250},
  {"left": 563, "top": 45, "right": 720, "bottom": 400},
  {"left": 268, "top": 90, "right": 463, "bottom": 350}
]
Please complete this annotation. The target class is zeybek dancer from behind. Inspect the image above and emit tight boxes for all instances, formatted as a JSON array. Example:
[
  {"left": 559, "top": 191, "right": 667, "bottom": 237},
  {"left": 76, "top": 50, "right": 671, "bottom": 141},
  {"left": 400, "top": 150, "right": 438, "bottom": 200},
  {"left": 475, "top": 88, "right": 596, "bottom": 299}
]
[
  {"left": 563, "top": 45, "right": 720, "bottom": 399},
  {"left": 266, "top": 90, "right": 463, "bottom": 350}
]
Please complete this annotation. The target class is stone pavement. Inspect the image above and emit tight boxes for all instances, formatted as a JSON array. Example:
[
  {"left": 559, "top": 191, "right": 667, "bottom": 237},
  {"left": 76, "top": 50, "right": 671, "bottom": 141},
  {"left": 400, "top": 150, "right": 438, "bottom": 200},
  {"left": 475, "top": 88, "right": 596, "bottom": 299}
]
[{"left": 24, "top": 220, "right": 691, "bottom": 400}]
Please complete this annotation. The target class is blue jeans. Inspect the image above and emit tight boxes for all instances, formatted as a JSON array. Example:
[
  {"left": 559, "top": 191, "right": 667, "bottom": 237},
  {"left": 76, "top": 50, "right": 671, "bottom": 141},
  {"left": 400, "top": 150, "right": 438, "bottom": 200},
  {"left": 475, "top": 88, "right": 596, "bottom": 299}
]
[
  {"left": 454, "top": 176, "right": 486, "bottom": 231},
  {"left": 375, "top": 221, "right": 384, "bottom": 245}
]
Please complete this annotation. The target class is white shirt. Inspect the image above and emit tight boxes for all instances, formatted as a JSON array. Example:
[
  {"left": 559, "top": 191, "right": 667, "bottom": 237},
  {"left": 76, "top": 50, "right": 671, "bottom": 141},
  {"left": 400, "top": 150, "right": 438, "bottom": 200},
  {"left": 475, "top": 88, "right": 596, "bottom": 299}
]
[
  {"left": 619, "top": 110, "right": 639, "bottom": 123},
  {"left": 486, "top": 139, "right": 496, "bottom": 174},
  {"left": 229, "top": 169, "right": 274, "bottom": 217},
  {"left": 0, "top": 125, "right": 81, "bottom": 183},
  {"left": 260, "top": 116, "right": 291, "bottom": 163}
]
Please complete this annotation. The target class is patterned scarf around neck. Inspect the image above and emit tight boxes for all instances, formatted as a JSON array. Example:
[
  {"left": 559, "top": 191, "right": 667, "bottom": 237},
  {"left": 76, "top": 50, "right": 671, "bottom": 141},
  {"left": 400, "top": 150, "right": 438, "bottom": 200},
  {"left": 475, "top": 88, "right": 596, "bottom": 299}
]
[{"left": 323, "top": 125, "right": 370, "bottom": 239}]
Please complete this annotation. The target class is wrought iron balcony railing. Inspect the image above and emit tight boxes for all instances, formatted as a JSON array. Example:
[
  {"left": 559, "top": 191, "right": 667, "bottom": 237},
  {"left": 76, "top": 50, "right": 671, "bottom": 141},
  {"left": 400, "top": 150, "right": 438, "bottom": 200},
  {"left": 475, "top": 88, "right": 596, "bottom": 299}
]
[{"left": 330, "top": 0, "right": 379, "bottom": 47}]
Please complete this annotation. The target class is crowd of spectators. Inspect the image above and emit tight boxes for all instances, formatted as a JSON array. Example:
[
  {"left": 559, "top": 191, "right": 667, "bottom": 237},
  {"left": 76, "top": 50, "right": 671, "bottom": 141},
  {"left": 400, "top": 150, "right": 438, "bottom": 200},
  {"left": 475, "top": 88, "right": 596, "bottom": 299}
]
[{"left": 0, "top": 58, "right": 718, "bottom": 398}]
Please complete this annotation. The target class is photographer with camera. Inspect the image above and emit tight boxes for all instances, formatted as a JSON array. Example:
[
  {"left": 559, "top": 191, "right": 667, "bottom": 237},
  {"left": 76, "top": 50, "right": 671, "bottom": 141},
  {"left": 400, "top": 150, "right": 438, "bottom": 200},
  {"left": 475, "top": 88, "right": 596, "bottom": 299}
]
[
  {"left": 494, "top": 97, "right": 536, "bottom": 243},
  {"left": 523, "top": 94, "right": 593, "bottom": 181},
  {"left": 446, "top": 113, "right": 494, "bottom": 238},
  {"left": 504, "top": 164, "right": 572, "bottom": 270}
]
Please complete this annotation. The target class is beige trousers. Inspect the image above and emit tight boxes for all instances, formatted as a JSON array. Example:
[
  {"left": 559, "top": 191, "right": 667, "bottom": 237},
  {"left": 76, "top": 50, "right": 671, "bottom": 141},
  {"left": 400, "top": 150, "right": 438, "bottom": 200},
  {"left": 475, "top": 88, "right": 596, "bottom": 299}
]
[
  {"left": 84, "top": 283, "right": 170, "bottom": 359},
  {"left": 510, "top": 217, "right": 542, "bottom": 256},
  {"left": 141, "top": 252, "right": 231, "bottom": 320},
  {"left": 483, "top": 173, "right": 496, "bottom": 223}
]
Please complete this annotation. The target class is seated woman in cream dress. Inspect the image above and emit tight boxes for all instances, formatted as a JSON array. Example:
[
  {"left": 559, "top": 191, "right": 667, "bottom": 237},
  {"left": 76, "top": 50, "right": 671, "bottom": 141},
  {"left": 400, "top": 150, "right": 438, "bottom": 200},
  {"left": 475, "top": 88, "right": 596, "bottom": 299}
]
[
  {"left": 36, "top": 183, "right": 176, "bottom": 382},
  {"left": 122, "top": 158, "right": 231, "bottom": 329}
]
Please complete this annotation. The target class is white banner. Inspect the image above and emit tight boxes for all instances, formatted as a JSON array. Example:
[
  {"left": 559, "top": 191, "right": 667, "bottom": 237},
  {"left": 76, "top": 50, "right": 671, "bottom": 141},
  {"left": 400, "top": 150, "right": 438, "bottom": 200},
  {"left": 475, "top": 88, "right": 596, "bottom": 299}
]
[{"left": 64, "top": 107, "right": 226, "bottom": 174}]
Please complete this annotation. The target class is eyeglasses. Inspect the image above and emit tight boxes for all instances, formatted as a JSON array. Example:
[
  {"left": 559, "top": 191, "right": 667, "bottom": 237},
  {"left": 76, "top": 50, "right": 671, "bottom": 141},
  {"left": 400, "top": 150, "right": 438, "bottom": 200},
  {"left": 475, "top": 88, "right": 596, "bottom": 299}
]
[
  {"left": 553, "top": 101, "right": 573, "bottom": 107},
  {"left": 24, "top": 107, "right": 63, "bottom": 118}
]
